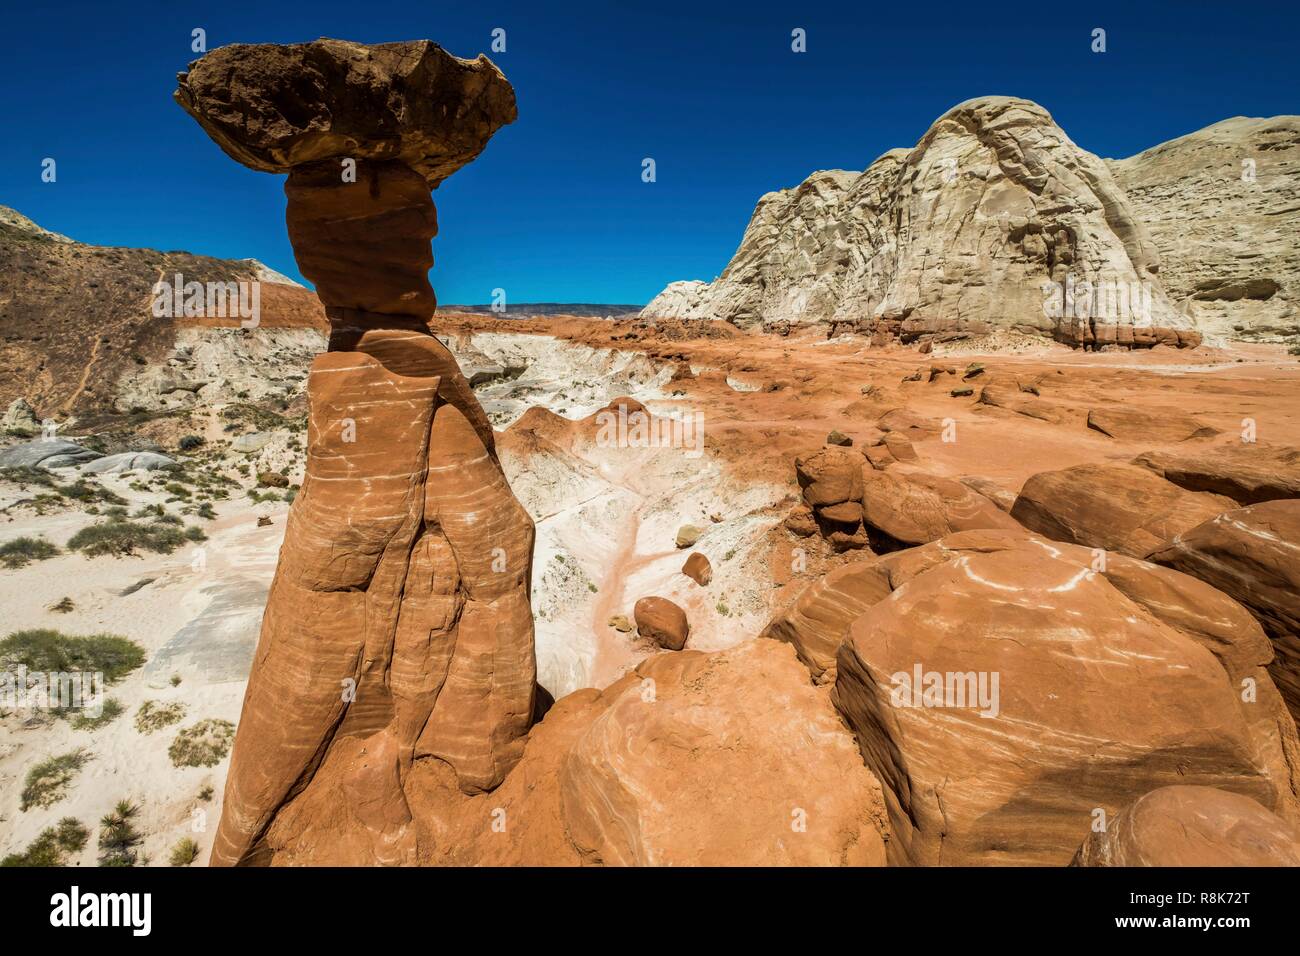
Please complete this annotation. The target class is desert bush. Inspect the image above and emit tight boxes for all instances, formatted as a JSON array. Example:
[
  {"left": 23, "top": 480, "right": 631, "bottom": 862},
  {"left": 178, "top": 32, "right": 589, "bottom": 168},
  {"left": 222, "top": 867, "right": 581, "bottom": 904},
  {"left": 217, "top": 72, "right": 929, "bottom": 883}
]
[
  {"left": 59, "top": 480, "right": 126, "bottom": 506},
  {"left": 20, "top": 750, "right": 89, "bottom": 811},
  {"left": 256, "top": 471, "right": 289, "bottom": 488},
  {"left": 67, "top": 517, "right": 187, "bottom": 557},
  {"left": 0, "top": 536, "right": 60, "bottom": 569},
  {"left": 0, "top": 629, "right": 145, "bottom": 682},
  {"left": 178, "top": 435, "right": 205, "bottom": 451},
  {"left": 71, "top": 698, "right": 123, "bottom": 731},
  {"left": 168, "top": 718, "right": 236, "bottom": 768},
  {"left": 0, "top": 466, "right": 56, "bottom": 488},
  {"left": 1, "top": 817, "right": 88, "bottom": 866},
  {"left": 195, "top": 503, "right": 216, "bottom": 520},
  {"left": 97, "top": 799, "right": 143, "bottom": 867},
  {"left": 48, "top": 596, "right": 75, "bottom": 614},
  {"left": 168, "top": 837, "right": 200, "bottom": 867},
  {"left": 135, "top": 700, "right": 186, "bottom": 734},
  {"left": 163, "top": 482, "right": 190, "bottom": 500}
]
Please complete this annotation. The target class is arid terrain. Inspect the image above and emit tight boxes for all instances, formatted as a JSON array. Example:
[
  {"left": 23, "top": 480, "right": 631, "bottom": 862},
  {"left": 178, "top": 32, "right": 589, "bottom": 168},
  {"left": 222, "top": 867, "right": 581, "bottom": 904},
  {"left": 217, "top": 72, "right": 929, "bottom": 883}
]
[
  {"left": 2, "top": 36, "right": 1299, "bottom": 870},
  {"left": 4, "top": 306, "right": 1299, "bottom": 865}
]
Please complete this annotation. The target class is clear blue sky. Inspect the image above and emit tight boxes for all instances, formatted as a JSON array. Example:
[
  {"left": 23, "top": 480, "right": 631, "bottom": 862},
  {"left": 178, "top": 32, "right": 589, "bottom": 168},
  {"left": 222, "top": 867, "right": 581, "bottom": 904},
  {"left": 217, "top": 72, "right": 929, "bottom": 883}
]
[{"left": 2, "top": 0, "right": 1296, "bottom": 304}]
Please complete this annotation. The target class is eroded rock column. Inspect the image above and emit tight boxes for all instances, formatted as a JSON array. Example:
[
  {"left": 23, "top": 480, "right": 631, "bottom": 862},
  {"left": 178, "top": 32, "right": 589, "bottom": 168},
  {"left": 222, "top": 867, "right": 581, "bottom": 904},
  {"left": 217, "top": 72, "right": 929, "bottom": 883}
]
[{"left": 175, "top": 38, "right": 533, "bottom": 865}]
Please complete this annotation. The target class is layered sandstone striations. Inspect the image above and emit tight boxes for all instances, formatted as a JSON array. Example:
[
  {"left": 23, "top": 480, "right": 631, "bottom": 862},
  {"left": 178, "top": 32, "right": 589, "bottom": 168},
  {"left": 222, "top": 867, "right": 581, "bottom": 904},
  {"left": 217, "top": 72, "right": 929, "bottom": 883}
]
[
  {"left": 644, "top": 97, "right": 1199, "bottom": 349},
  {"left": 1107, "top": 117, "right": 1300, "bottom": 343},
  {"left": 768, "top": 530, "right": 1300, "bottom": 865},
  {"left": 177, "top": 38, "right": 532, "bottom": 866},
  {"left": 1152, "top": 500, "right": 1300, "bottom": 725},
  {"left": 1073, "top": 786, "right": 1300, "bottom": 867},
  {"left": 410, "top": 640, "right": 889, "bottom": 867}
]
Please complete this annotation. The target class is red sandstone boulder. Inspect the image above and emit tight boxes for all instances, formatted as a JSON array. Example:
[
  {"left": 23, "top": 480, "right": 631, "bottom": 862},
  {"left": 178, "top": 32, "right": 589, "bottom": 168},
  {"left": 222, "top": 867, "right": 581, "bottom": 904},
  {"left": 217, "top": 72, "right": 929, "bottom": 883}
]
[
  {"left": 1073, "top": 786, "right": 1300, "bottom": 867},
  {"left": 682, "top": 552, "right": 713, "bottom": 586},
  {"left": 877, "top": 407, "right": 939, "bottom": 438},
  {"left": 175, "top": 39, "right": 517, "bottom": 188},
  {"left": 1087, "top": 406, "right": 1218, "bottom": 443},
  {"left": 783, "top": 503, "right": 818, "bottom": 537},
  {"left": 881, "top": 432, "right": 918, "bottom": 462},
  {"left": 813, "top": 530, "right": 1299, "bottom": 865},
  {"left": 859, "top": 469, "right": 1022, "bottom": 547},
  {"left": 958, "top": 476, "right": 1017, "bottom": 513},
  {"left": 1011, "top": 463, "right": 1236, "bottom": 557},
  {"left": 794, "top": 446, "right": 864, "bottom": 506},
  {"left": 978, "top": 383, "right": 1075, "bottom": 424},
  {"left": 415, "top": 640, "right": 888, "bottom": 866},
  {"left": 762, "top": 559, "right": 894, "bottom": 681},
  {"left": 1151, "top": 499, "right": 1300, "bottom": 724},
  {"left": 1133, "top": 443, "right": 1300, "bottom": 504},
  {"left": 634, "top": 596, "right": 690, "bottom": 650}
]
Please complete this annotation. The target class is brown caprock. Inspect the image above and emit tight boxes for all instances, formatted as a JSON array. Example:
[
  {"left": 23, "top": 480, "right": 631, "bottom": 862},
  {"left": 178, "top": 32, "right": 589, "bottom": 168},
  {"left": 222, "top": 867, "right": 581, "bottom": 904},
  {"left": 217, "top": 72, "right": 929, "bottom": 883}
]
[{"left": 176, "top": 38, "right": 535, "bottom": 865}]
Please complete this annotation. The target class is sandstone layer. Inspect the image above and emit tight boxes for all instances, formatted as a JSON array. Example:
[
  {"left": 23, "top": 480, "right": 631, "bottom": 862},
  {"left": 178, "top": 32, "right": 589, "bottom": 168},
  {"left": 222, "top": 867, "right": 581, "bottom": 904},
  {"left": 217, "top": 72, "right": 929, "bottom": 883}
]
[
  {"left": 1072, "top": 785, "right": 1300, "bottom": 867},
  {"left": 644, "top": 97, "right": 1200, "bottom": 349},
  {"left": 1107, "top": 117, "right": 1300, "bottom": 343},
  {"left": 768, "top": 529, "right": 1300, "bottom": 865},
  {"left": 407, "top": 640, "right": 888, "bottom": 867},
  {"left": 1151, "top": 500, "right": 1300, "bottom": 725},
  {"left": 176, "top": 39, "right": 533, "bottom": 867}
]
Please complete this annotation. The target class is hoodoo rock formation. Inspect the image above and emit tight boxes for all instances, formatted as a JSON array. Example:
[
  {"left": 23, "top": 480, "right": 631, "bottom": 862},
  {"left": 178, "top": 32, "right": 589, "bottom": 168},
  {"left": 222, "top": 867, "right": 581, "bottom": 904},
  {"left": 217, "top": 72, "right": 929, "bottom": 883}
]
[
  {"left": 644, "top": 97, "right": 1200, "bottom": 349},
  {"left": 177, "top": 39, "right": 535, "bottom": 866}
]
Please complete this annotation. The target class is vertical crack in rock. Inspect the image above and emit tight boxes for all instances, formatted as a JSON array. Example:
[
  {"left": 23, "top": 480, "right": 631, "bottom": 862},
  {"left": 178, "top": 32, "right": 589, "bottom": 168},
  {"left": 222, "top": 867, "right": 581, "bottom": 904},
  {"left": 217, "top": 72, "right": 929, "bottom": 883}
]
[{"left": 175, "top": 38, "right": 531, "bottom": 866}]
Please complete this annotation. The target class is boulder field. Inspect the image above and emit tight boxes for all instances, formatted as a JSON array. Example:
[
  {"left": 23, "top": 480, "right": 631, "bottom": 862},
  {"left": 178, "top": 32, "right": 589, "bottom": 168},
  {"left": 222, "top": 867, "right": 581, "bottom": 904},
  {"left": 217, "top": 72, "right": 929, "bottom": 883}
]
[{"left": 150, "top": 37, "right": 1300, "bottom": 869}]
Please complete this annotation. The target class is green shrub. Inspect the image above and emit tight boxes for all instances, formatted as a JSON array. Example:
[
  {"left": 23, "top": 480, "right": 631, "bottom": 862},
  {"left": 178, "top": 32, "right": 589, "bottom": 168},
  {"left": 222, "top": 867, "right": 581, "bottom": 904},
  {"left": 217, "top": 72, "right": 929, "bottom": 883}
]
[
  {"left": 169, "top": 719, "right": 236, "bottom": 767},
  {"left": 20, "top": 750, "right": 89, "bottom": 811},
  {"left": 97, "top": 800, "right": 143, "bottom": 867},
  {"left": 67, "top": 518, "right": 187, "bottom": 557},
  {"left": 1, "top": 817, "right": 88, "bottom": 866},
  {"left": 0, "top": 629, "right": 145, "bottom": 683},
  {"left": 71, "top": 698, "right": 124, "bottom": 731},
  {"left": 168, "top": 837, "right": 200, "bottom": 867},
  {"left": 59, "top": 480, "right": 126, "bottom": 505},
  {"left": 0, "top": 466, "right": 56, "bottom": 489},
  {"left": 135, "top": 700, "right": 186, "bottom": 734},
  {"left": 0, "top": 536, "right": 60, "bottom": 569}
]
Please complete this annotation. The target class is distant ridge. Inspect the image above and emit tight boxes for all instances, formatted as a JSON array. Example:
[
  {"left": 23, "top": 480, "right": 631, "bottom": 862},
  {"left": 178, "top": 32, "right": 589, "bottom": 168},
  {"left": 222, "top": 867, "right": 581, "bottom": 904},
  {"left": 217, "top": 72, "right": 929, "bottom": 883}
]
[{"left": 442, "top": 303, "right": 643, "bottom": 318}]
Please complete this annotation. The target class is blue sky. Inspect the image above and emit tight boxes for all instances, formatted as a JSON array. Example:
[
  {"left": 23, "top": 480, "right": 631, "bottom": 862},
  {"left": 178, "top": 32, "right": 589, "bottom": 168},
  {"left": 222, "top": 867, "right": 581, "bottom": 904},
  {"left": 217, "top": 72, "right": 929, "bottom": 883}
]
[{"left": 1, "top": 0, "right": 1296, "bottom": 304}]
